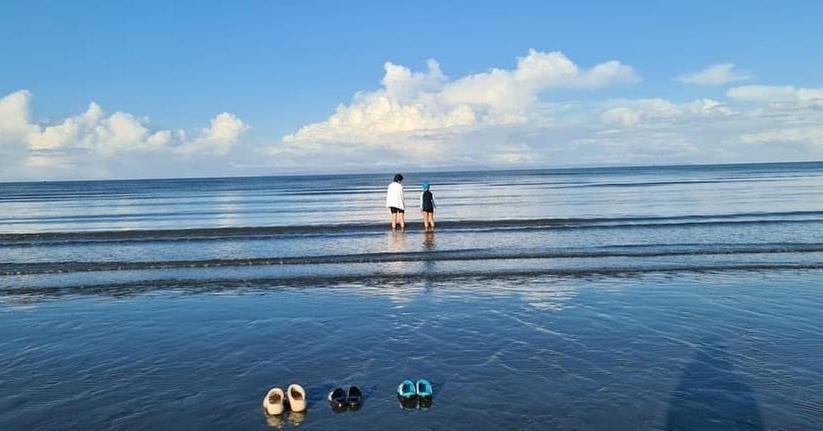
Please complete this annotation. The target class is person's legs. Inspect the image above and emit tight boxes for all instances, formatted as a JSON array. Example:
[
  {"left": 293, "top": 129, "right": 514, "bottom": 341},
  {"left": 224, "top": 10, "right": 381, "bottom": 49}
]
[
  {"left": 399, "top": 211, "right": 405, "bottom": 230},
  {"left": 429, "top": 211, "right": 435, "bottom": 230},
  {"left": 422, "top": 212, "right": 428, "bottom": 231},
  {"left": 390, "top": 210, "right": 397, "bottom": 230}
]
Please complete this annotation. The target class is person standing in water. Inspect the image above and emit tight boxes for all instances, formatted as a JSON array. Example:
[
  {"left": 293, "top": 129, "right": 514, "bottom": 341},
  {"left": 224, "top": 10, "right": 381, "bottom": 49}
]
[
  {"left": 386, "top": 174, "right": 406, "bottom": 230},
  {"left": 420, "top": 181, "right": 436, "bottom": 231}
]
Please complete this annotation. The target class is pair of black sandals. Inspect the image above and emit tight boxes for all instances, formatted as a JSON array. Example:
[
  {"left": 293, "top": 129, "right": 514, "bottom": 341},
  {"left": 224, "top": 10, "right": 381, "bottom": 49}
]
[{"left": 327, "top": 386, "right": 363, "bottom": 412}]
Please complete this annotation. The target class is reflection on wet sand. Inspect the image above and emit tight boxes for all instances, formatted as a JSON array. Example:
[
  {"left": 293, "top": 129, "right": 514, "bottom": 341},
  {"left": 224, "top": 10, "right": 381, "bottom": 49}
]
[
  {"left": 387, "top": 230, "right": 407, "bottom": 253},
  {"left": 288, "top": 411, "right": 306, "bottom": 426},
  {"left": 263, "top": 411, "right": 306, "bottom": 429},
  {"left": 264, "top": 413, "right": 283, "bottom": 429},
  {"left": 381, "top": 231, "right": 415, "bottom": 304},
  {"left": 423, "top": 230, "right": 436, "bottom": 293},
  {"left": 423, "top": 230, "right": 435, "bottom": 251}
]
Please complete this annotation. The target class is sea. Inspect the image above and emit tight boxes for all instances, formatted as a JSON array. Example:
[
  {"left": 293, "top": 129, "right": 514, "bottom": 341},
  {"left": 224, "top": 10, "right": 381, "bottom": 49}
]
[{"left": 1, "top": 162, "right": 822, "bottom": 430}]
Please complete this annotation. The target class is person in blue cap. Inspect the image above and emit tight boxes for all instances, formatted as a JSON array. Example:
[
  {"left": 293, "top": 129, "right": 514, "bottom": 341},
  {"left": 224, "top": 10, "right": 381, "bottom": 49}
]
[{"left": 420, "top": 181, "right": 436, "bottom": 231}]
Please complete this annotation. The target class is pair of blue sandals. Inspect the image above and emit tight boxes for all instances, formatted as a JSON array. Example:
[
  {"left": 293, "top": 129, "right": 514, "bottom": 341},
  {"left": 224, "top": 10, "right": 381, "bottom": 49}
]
[{"left": 397, "top": 379, "right": 433, "bottom": 409}]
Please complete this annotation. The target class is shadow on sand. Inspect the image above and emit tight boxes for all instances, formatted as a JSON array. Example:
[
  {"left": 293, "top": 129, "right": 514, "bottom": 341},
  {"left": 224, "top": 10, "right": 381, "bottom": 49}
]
[{"left": 665, "top": 339, "right": 764, "bottom": 430}]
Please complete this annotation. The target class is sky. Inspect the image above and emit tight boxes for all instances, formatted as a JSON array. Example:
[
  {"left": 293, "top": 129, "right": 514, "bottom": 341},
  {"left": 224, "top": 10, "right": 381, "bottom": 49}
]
[{"left": 2, "top": 0, "right": 823, "bottom": 181}]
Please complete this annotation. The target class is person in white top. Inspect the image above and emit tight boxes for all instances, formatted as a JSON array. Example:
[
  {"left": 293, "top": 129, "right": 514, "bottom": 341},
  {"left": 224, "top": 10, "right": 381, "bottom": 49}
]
[{"left": 385, "top": 174, "right": 406, "bottom": 230}]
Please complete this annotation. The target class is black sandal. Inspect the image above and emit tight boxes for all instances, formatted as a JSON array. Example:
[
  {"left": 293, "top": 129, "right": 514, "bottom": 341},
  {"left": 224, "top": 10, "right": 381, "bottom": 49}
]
[
  {"left": 328, "top": 387, "right": 348, "bottom": 412},
  {"left": 347, "top": 386, "right": 363, "bottom": 410}
]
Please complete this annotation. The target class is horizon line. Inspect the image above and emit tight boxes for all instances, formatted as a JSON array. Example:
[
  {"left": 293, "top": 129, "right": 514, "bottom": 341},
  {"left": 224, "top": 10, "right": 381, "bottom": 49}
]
[{"left": 1, "top": 159, "right": 821, "bottom": 185}]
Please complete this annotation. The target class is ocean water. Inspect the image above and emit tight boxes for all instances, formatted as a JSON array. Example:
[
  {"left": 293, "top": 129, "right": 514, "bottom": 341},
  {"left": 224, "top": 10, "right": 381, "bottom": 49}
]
[{"left": 1, "top": 162, "right": 823, "bottom": 430}]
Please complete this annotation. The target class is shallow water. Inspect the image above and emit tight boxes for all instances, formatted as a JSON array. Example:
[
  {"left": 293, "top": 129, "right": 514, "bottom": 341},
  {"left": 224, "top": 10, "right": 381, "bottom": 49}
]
[{"left": 2, "top": 162, "right": 823, "bottom": 429}]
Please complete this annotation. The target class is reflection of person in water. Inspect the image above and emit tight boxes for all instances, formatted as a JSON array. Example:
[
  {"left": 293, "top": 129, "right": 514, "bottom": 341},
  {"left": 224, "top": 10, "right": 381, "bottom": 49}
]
[
  {"left": 388, "top": 229, "right": 406, "bottom": 253},
  {"left": 422, "top": 230, "right": 435, "bottom": 293},
  {"left": 423, "top": 230, "right": 435, "bottom": 250},
  {"left": 665, "top": 341, "right": 764, "bottom": 430}
]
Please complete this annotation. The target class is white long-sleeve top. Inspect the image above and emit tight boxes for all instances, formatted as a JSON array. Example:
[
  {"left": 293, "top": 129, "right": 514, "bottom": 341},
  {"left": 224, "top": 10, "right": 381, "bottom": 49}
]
[{"left": 385, "top": 182, "right": 405, "bottom": 210}]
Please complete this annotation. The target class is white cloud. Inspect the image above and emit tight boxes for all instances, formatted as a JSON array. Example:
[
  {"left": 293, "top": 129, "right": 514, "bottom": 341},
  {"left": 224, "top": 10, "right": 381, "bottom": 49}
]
[
  {"left": 437, "top": 50, "right": 638, "bottom": 117},
  {"left": 726, "top": 82, "right": 823, "bottom": 156},
  {"left": 176, "top": 112, "right": 249, "bottom": 155},
  {"left": 28, "top": 102, "right": 104, "bottom": 150},
  {"left": 726, "top": 85, "right": 823, "bottom": 107},
  {"left": 0, "top": 90, "right": 247, "bottom": 156},
  {"left": 0, "top": 90, "right": 38, "bottom": 147},
  {"left": 0, "top": 90, "right": 249, "bottom": 179},
  {"left": 6, "top": 52, "right": 823, "bottom": 180},
  {"left": 382, "top": 58, "right": 447, "bottom": 102},
  {"left": 600, "top": 98, "right": 732, "bottom": 127},
  {"left": 283, "top": 49, "right": 640, "bottom": 152},
  {"left": 741, "top": 127, "right": 823, "bottom": 147},
  {"left": 271, "top": 55, "right": 823, "bottom": 170},
  {"left": 0, "top": 91, "right": 171, "bottom": 156},
  {"left": 0, "top": 90, "right": 248, "bottom": 157},
  {"left": 676, "top": 63, "right": 752, "bottom": 86}
]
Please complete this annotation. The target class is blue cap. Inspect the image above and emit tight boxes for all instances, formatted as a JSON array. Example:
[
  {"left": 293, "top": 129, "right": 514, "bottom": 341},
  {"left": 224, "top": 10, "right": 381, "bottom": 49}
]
[{"left": 421, "top": 181, "right": 430, "bottom": 190}]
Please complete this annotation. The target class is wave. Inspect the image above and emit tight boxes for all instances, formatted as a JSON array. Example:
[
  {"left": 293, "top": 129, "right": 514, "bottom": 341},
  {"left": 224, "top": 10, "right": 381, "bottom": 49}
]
[
  {"left": 3, "top": 243, "right": 823, "bottom": 275},
  {"left": 3, "top": 264, "right": 823, "bottom": 299},
  {"left": 2, "top": 211, "right": 823, "bottom": 246}
]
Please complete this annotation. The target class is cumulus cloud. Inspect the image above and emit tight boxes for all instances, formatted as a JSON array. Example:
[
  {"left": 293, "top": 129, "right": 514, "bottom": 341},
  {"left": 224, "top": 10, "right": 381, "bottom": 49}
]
[
  {"left": 0, "top": 90, "right": 249, "bottom": 158},
  {"left": 0, "top": 91, "right": 176, "bottom": 156},
  {"left": 271, "top": 52, "right": 823, "bottom": 170},
  {"left": 0, "top": 90, "right": 37, "bottom": 140},
  {"left": 282, "top": 49, "right": 640, "bottom": 153},
  {"left": 676, "top": 63, "right": 752, "bottom": 86},
  {"left": 6, "top": 52, "right": 823, "bottom": 180},
  {"left": 0, "top": 90, "right": 249, "bottom": 179},
  {"left": 176, "top": 112, "right": 249, "bottom": 155}
]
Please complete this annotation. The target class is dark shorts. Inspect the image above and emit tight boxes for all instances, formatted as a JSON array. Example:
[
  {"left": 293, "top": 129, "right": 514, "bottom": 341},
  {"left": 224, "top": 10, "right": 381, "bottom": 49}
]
[
  {"left": 422, "top": 209, "right": 434, "bottom": 214},
  {"left": 389, "top": 207, "right": 405, "bottom": 214}
]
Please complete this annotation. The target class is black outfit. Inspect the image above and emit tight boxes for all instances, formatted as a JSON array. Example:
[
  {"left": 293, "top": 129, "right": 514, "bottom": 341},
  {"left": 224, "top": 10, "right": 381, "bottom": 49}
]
[
  {"left": 422, "top": 191, "right": 435, "bottom": 213},
  {"left": 390, "top": 206, "right": 405, "bottom": 214}
]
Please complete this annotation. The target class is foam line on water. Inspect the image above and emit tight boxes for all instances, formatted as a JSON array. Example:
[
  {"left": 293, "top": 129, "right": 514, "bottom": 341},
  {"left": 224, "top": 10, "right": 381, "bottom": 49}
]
[
  {"left": 3, "top": 243, "right": 823, "bottom": 275},
  {"left": 3, "top": 264, "right": 823, "bottom": 299},
  {"left": 3, "top": 211, "right": 823, "bottom": 245}
]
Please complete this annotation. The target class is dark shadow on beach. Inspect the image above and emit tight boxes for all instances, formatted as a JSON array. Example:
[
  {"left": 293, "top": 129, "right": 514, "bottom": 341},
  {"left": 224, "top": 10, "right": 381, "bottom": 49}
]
[{"left": 665, "top": 339, "right": 764, "bottom": 430}]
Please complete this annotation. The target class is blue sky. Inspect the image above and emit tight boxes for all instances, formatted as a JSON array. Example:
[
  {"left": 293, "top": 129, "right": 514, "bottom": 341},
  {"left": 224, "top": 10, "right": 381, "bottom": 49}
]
[{"left": 2, "top": 1, "right": 823, "bottom": 180}]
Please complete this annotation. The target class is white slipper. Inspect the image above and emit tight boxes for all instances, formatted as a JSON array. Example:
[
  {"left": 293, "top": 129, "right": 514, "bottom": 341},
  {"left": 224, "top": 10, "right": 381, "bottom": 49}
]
[
  {"left": 287, "top": 384, "right": 307, "bottom": 412},
  {"left": 263, "top": 387, "right": 285, "bottom": 415}
]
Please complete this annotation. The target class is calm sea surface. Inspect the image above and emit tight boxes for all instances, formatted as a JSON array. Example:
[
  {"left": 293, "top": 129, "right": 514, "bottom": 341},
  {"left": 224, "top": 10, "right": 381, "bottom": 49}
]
[{"left": 1, "top": 162, "right": 823, "bottom": 430}]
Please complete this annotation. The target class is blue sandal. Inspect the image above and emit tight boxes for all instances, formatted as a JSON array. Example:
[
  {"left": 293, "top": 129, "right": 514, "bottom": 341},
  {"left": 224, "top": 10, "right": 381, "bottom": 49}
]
[
  {"left": 397, "top": 379, "right": 416, "bottom": 399},
  {"left": 415, "top": 379, "right": 433, "bottom": 399}
]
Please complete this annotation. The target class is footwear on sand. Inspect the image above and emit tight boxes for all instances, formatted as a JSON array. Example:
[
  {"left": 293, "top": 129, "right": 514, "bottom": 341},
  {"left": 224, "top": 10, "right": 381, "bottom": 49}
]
[
  {"left": 328, "top": 387, "right": 347, "bottom": 411},
  {"left": 287, "top": 384, "right": 307, "bottom": 412},
  {"left": 416, "top": 379, "right": 433, "bottom": 399},
  {"left": 262, "top": 387, "right": 285, "bottom": 416},
  {"left": 397, "top": 379, "right": 416, "bottom": 399},
  {"left": 347, "top": 386, "right": 363, "bottom": 410}
]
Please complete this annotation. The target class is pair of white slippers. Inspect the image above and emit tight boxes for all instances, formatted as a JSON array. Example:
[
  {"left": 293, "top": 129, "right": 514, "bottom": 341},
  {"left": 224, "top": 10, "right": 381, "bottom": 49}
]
[{"left": 263, "top": 384, "right": 306, "bottom": 415}]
